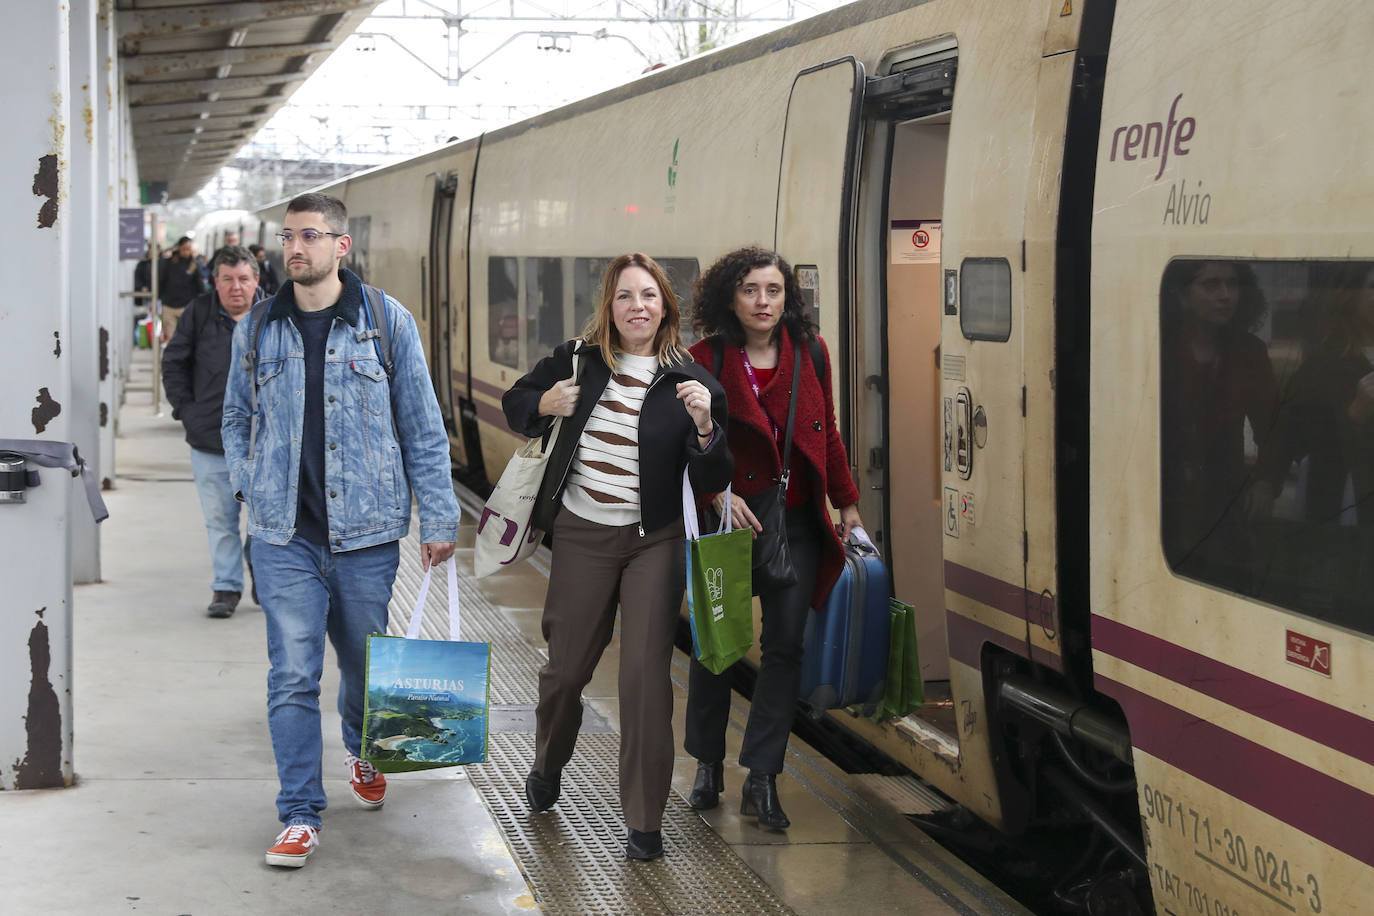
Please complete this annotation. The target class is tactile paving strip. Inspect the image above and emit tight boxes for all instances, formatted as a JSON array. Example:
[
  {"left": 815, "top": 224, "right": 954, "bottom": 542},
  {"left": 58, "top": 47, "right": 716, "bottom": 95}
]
[
  {"left": 390, "top": 530, "right": 792, "bottom": 914},
  {"left": 469, "top": 733, "right": 793, "bottom": 915}
]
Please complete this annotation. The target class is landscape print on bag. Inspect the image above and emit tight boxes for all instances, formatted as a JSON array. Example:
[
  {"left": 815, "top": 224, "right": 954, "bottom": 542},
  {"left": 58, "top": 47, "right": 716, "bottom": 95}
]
[{"left": 364, "top": 639, "right": 489, "bottom": 765}]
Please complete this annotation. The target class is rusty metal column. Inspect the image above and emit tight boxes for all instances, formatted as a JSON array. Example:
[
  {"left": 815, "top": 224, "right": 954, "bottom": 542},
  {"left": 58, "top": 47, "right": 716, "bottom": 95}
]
[
  {"left": 69, "top": 0, "right": 101, "bottom": 584},
  {"left": 95, "top": 0, "right": 119, "bottom": 493},
  {"left": 0, "top": 2, "right": 74, "bottom": 790}
]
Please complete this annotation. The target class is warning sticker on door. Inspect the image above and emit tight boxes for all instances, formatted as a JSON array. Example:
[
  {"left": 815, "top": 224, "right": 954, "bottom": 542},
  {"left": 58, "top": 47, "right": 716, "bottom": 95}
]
[{"left": 890, "top": 220, "right": 941, "bottom": 265}]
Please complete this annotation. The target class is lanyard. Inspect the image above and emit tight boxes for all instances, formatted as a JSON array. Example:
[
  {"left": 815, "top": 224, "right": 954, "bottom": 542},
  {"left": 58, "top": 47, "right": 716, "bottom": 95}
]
[{"left": 739, "top": 347, "right": 780, "bottom": 441}]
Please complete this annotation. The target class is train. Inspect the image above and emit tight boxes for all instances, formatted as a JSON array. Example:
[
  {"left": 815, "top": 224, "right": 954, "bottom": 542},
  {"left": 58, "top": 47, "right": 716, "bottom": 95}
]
[{"left": 225, "top": 0, "right": 1373, "bottom": 911}]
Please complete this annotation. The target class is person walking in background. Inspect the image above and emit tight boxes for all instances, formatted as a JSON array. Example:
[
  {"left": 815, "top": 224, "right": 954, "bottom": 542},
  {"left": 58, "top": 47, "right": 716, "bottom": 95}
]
[
  {"left": 502, "top": 253, "right": 732, "bottom": 861},
  {"left": 162, "top": 246, "right": 261, "bottom": 619},
  {"left": 250, "top": 243, "right": 280, "bottom": 296},
  {"left": 158, "top": 235, "right": 206, "bottom": 342},
  {"left": 683, "top": 246, "right": 863, "bottom": 830},
  {"left": 222, "top": 193, "right": 460, "bottom": 869}
]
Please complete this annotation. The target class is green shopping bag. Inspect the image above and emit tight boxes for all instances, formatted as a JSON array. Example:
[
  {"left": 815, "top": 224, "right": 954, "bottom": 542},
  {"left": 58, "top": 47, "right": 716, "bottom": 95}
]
[
  {"left": 683, "top": 470, "right": 754, "bottom": 675},
  {"left": 872, "top": 598, "right": 923, "bottom": 722}
]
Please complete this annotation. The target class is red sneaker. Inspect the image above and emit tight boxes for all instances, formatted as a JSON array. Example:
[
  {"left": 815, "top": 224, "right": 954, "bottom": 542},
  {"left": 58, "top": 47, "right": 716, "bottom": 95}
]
[
  {"left": 346, "top": 753, "right": 386, "bottom": 809},
  {"left": 265, "top": 824, "right": 319, "bottom": 868}
]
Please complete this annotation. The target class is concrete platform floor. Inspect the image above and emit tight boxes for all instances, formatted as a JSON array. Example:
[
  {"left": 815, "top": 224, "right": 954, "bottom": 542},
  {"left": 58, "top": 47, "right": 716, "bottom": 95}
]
[{"left": 0, "top": 357, "right": 532, "bottom": 915}]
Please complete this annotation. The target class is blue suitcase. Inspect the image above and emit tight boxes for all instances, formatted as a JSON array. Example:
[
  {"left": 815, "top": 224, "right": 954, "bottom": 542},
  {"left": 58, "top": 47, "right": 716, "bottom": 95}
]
[{"left": 800, "top": 538, "right": 891, "bottom": 711}]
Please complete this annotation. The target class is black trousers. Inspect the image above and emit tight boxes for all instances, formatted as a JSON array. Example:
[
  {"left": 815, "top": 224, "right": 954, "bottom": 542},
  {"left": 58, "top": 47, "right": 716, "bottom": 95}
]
[{"left": 684, "top": 505, "right": 822, "bottom": 774}]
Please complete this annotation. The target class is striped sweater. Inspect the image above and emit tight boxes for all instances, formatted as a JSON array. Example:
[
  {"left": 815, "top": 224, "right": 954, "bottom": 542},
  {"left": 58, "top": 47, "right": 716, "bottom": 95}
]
[{"left": 561, "top": 352, "right": 657, "bottom": 526}]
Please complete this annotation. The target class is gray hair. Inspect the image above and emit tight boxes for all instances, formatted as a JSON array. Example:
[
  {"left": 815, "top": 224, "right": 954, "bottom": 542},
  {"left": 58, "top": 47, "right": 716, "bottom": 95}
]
[{"left": 210, "top": 245, "right": 259, "bottom": 277}]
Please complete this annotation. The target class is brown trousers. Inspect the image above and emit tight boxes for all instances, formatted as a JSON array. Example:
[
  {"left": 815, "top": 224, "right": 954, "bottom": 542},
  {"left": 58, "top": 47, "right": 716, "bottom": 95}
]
[
  {"left": 161, "top": 304, "right": 185, "bottom": 343},
  {"left": 534, "top": 509, "right": 685, "bottom": 832}
]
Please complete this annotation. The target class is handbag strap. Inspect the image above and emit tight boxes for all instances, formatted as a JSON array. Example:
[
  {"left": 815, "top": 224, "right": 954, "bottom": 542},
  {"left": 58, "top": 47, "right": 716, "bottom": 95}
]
[
  {"left": 539, "top": 341, "right": 583, "bottom": 450},
  {"left": 778, "top": 342, "right": 802, "bottom": 486},
  {"left": 404, "top": 558, "right": 462, "bottom": 641},
  {"left": 682, "top": 467, "right": 732, "bottom": 540}
]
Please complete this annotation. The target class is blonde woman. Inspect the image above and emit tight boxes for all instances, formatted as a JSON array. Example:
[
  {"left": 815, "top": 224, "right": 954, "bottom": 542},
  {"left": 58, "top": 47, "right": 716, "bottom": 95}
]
[{"left": 501, "top": 253, "right": 733, "bottom": 859}]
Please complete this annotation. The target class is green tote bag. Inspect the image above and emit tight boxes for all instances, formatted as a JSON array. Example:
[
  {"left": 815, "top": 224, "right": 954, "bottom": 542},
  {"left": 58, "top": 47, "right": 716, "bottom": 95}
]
[{"left": 683, "top": 469, "right": 754, "bottom": 675}]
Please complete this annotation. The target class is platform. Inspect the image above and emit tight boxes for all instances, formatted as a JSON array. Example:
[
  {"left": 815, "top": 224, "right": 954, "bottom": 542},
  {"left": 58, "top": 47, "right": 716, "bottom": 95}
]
[{"left": 0, "top": 350, "right": 1030, "bottom": 915}]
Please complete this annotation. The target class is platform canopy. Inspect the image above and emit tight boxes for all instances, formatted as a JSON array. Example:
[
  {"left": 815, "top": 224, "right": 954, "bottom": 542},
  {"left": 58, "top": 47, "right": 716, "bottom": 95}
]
[{"left": 118, "top": 0, "right": 382, "bottom": 201}]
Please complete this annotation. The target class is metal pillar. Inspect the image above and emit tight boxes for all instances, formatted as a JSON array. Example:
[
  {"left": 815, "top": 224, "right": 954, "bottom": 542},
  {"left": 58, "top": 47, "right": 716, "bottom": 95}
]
[
  {"left": 96, "top": 0, "right": 119, "bottom": 493},
  {"left": 1, "top": 1, "right": 74, "bottom": 790},
  {"left": 69, "top": 0, "right": 101, "bottom": 584}
]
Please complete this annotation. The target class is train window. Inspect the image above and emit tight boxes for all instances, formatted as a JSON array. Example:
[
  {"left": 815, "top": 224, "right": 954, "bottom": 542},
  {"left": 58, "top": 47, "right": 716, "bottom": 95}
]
[
  {"left": 959, "top": 258, "right": 1011, "bottom": 342},
  {"left": 525, "top": 258, "right": 565, "bottom": 358},
  {"left": 1159, "top": 258, "right": 1374, "bottom": 635},
  {"left": 488, "top": 257, "right": 519, "bottom": 368},
  {"left": 651, "top": 257, "right": 701, "bottom": 345},
  {"left": 346, "top": 215, "right": 371, "bottom": 284},
  {"left": 573, "top": 257, "right": 612, "bottom": 336}
]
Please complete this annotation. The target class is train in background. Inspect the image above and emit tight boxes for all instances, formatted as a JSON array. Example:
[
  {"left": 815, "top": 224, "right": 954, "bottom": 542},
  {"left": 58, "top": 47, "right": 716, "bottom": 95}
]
[{"left": 234, "top": 1, "right": 1372, "bottom": 911}]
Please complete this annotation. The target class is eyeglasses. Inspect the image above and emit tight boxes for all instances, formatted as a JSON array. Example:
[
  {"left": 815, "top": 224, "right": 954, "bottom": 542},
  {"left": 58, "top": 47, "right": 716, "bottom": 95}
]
[{"left": 275, "top": 229, "right": 343, "bottom": 247}]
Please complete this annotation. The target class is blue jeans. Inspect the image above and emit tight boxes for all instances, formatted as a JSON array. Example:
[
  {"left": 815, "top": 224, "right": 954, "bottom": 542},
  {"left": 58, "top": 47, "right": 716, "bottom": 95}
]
[
  {"left": 252, "top": 536, "right": 400, "bottom": 828},
  {"left": 189, "top": 448, "right": 243, "bottom": 592}
]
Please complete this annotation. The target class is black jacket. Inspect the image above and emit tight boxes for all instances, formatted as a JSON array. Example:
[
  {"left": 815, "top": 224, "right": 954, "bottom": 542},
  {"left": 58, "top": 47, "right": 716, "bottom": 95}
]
[
  {"left": 502, "top": 340, "right": 733, "bottom": 534},
  {"left": 159, "top": 254, "right": 206, "bottom": 309},
  {"left": 162, "top": 290, "right": 240, "bottom": 453}
]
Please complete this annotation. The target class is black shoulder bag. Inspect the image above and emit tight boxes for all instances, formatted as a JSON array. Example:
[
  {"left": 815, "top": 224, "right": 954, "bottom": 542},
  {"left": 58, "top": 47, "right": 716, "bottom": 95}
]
[{"left": 711, "top": 338, "right": 802, "bottom": 596}]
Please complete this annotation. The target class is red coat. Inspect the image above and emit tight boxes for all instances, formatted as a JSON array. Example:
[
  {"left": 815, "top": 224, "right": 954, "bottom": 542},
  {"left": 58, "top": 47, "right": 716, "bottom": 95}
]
[{"left": 689, "top": 327, "right": 861, "bottom": 609}]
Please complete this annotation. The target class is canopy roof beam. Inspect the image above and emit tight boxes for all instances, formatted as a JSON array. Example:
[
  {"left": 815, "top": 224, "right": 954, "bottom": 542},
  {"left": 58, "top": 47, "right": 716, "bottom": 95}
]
[{"left": 119, "top": 1, "right": 371, "bottom": 42}]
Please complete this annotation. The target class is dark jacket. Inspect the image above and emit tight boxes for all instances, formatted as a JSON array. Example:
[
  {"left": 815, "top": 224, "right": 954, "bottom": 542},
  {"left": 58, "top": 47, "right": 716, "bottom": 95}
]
[
  {"left": 502, "top": 339, "right": 734, "bottom": 534},
  {"left": 159, "top": 254, "right": 206, "bottom": 309},
  {"left": 162, "top": 290, "right": 239, "bottom": 453},
  {"left": 257, "top": 259, "right": 281, "bottom": 296},
  {"left": 689, "top": 328, "right": 860, "bottom": 609}
]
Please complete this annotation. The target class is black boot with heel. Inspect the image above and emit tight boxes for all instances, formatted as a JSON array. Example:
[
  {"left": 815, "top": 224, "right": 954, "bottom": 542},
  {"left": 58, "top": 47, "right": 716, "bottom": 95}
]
[
  {"left": 740, "top": 770, "right": 790, "bottom": 829},
  {"left": 687, "top": 760, "right": 724, "bottom": 810}
]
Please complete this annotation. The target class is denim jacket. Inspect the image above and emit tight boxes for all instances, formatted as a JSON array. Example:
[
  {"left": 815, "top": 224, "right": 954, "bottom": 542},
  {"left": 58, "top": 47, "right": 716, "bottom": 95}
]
[{"left": 222, "top": 269, "right": 460, "bottom": 551}]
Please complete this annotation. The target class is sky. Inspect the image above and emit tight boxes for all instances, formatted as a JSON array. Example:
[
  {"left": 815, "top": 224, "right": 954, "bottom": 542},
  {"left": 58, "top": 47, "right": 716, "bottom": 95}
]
[{"left": 193, "top": 0, "right": 851, "bottom": 209}]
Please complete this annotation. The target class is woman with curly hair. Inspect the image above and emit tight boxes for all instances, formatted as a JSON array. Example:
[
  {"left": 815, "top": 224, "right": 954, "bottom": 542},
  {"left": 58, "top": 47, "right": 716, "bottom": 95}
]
[{"left": 682, "top": 246, "right": 863, "bottom": 829}]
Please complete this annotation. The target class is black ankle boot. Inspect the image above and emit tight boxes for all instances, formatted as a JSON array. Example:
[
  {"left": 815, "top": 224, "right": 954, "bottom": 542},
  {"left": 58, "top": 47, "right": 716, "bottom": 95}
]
[
  {"left": 740, "top": 770, "right": 790, "bottom": 829},
  {"left": 687, "top": 760, "right": 724, "bottom": 810},
  {"left": 625, "top": 828, "right": 663, "bottom": 860},
  {"left": 525, "top": 767, "right": 560, "bottom": 812}
]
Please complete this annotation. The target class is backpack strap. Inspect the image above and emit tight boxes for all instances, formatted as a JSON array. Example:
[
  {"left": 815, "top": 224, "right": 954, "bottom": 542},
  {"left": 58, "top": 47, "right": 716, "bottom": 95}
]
[
  {"left": 807, "top": 335, "right": 824, "bottom": 386},
  {"left": 710, "top": 335, "right": 725, "bottom": 378},
  {"left": 356, "top": 284, "right": 393, "bottom": 379}
]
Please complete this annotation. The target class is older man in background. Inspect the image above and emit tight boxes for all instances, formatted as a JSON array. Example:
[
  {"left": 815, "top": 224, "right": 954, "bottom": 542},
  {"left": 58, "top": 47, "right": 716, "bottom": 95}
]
[{"left": 163, "top": 246, "right": 260, "bottom": 618}]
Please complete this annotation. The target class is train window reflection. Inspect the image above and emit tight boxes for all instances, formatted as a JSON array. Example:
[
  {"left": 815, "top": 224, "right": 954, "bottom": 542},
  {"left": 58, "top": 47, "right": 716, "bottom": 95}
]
[
  {"left": 488, "top": 257, "right": 519, "bottom": 369},
  {"left": 651, "top": 257, "right": 701, "bottom": 345},
  {"left": 525, "top": 258, "right": 565, "bottom": 359},
  {"left": 960, "top": 258, "right": 1011, "bottom": 342},
  {"left": 573, "top": 257, "right": 612, "bottom": 337},
  {"left": 1159, "top": 258, "right": 1374, "bottom": 635}
]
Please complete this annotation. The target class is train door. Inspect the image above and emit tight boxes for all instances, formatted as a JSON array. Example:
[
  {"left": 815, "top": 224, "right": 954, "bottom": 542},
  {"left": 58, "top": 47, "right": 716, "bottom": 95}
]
[
  {"left": 427, "top": 172, "right": 459, "bottom": 443},
  {"left": 774, "top": 57, "right": 863, "bottom": 400},
  {"left": 861, "top": 44, "right": 959, "bottom": 686}
]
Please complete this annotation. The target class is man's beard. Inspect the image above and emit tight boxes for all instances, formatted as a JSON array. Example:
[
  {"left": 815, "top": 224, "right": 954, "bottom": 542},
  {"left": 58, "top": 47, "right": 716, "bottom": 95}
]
[{"left": 288, "top": 259, "right": 334, "bottom": 287}]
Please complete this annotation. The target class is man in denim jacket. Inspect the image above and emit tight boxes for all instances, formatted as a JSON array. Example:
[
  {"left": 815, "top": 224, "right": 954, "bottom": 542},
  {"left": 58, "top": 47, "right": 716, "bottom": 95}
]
[{"left": 223, "top": 193, "right": 460, "bottom": 868}]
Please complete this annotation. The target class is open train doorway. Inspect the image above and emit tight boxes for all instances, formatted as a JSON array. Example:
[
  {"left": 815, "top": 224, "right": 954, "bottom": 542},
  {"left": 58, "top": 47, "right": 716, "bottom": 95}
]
[{"left": 856, "top": 41, "right": 959, "bottom": 708}]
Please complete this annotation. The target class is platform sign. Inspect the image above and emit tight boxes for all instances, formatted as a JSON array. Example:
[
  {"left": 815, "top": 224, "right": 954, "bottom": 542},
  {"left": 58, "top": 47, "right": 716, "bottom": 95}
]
[{"left": 118, "top": 208, "right": 144, "bottom": 259}]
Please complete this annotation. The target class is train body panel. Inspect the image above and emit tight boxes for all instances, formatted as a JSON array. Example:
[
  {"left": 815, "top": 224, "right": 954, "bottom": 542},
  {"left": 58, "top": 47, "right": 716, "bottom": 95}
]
[
  {"left": 248, "top": 0, "right": 1374, "bottom": 908},
  {"left": 1092, "top": 1, "right": 1374, "bottom": 911}
]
